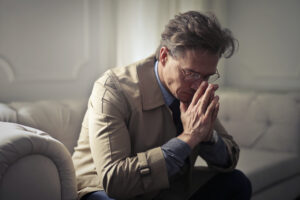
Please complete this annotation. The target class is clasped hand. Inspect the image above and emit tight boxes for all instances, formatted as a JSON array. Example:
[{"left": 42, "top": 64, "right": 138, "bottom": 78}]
[{"left": 178, "top": 81, "right": 219, "bottom": 149}]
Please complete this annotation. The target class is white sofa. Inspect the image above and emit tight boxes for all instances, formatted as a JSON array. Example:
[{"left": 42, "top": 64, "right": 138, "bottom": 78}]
[
  {"left": 197, "top": 89, "right": 300, "bottom": 200},
  {"left": 0, "top": 90, "right": 299, "bottom": 200}
]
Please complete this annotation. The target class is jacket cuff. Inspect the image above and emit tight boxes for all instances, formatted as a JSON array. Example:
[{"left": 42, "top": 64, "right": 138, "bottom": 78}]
[{"left": 137, "top": 147, "right": 169, "bottom": 192}]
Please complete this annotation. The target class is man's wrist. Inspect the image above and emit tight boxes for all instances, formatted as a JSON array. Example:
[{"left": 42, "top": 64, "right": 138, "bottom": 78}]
[
  {"left": 201, "top": 130, "right": 219, "bottom": 145},
  {"left": 177, "top": 133, "right": 199, "bottom": 149},
  {"left": 177, "top": 130, "right": 218, "bottom": 148}
]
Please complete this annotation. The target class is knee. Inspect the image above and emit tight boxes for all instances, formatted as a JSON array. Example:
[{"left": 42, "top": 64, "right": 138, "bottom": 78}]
[{"left": 231, "top": 169, "right": 252, "bottom": 198}]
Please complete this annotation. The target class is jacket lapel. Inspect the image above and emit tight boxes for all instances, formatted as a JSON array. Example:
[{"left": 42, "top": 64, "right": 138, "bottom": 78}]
[{"left": 137, "top": 56, "right": 166, "bottom": 111}]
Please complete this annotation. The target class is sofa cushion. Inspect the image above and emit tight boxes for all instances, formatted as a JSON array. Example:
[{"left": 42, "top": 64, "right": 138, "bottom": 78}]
[
  {"left": 0, "top": 103, "right": 17, "bottom": 122},
  {"left": 8, "top": 100, "right": 87, "bottom": 154},
  {"left": 218, "top": 90, "right": 300, "bottom": 153},
  {"left": 237, "top": 148, "right": 300, "bottom": 194},
  {"left": 218, "top": 91, "right": 265, "bottom": 148},
  {"left": 252, "top": 94, "right": 300, "bottom": 152},
  {"left": 195, "top": 147, "right": 300, "bottom": 195}
]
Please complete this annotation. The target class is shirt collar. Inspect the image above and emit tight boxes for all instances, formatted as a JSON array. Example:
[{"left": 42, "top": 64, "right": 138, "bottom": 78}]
[{"left": 154, "top": 61, "right": 175, "bottom": 106}]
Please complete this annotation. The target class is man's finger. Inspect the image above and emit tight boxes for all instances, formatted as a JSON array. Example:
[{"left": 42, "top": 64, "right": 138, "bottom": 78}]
[
  {"left": 209, "top": 90, "right": 215, "bottom": 104},
  {"left": 198, "top": 84, "right": 217, "bottom": 113},
  {"left": 212, "top": 102, "right": 219, "bottom": 122},
  {"left": 190, "top": 81, "right": 208, "bottom": 106},
  {"left": 212, "top": 85, "right": 219, "bottom": 104},
  {"left": 205, "top": 95, "right": 219, "bottom": 119}
]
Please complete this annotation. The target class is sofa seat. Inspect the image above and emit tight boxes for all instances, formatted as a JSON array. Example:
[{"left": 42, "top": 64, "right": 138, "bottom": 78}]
[
  {"left": 237, "top": 148, "right": 300, "bottom": 199},
  {"left": 195, "top": 147, "right": 300, "bottom": 199}
]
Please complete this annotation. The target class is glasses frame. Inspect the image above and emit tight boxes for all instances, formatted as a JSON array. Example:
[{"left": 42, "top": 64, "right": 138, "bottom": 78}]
[{"left": 179, "top": 66, "right": 220, "bottom": 83}]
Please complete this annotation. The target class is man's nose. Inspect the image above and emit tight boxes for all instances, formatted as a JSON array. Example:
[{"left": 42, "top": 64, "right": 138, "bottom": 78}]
[{"left": 190, "top": 80, "right": 202, "bottom": 91}]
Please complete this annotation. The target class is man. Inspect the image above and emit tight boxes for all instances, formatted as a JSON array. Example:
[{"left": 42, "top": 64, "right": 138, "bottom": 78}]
[{"left": 72, "top": 11, "right": 252, "bottom": 200}]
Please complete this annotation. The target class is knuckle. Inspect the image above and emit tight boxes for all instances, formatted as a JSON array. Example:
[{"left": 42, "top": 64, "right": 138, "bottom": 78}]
[{"left": 202, "top": 116, "right": 209, "bottom": 124}]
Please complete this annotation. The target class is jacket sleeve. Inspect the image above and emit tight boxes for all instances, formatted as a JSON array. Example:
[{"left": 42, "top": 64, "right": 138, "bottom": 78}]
[
  {"left": 87, "top": 73, "right": 169, "bottom": 199},
  {"left": 205, "top": 118, "right": 240, "bottom": 171}
]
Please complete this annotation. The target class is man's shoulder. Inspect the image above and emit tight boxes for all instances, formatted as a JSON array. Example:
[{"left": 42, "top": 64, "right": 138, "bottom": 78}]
[
  {"left": 112, "top": 55, "right": 156, "bottom": 79},
  {"left": 92, "top": 55, "right": 156, "bottom": 105},
  {"left": 95, "top": 55, "right": 156, "bottom": 87}
]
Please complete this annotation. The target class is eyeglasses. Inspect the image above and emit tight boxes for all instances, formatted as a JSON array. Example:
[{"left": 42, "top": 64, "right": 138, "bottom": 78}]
[{"left": 179, "top": 66, "right": 220, "bottom": 83}]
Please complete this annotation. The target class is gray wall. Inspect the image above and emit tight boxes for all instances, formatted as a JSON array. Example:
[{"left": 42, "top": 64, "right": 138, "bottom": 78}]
[
  {"left": 1, "top": 0, "right": 299, "bottom": 102},
  {"left": 0, "top": 0, "right": 210, "bottom": 102},
  {"left": 0, "top": 0, "right": 102, "bottom": 102},
  {"left": 225, "top": 0, "right": 300, "bottom": 91}
]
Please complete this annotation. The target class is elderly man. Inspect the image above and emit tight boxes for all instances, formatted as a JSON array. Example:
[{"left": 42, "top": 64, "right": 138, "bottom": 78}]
[{"left": 72, "top": 11, "right": 252, "bottom": 200}]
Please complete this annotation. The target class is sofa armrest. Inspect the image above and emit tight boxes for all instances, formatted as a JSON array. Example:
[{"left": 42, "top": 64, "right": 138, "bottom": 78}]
[{"left": 0, "top": 122, "right": 77, "bottom": 200}]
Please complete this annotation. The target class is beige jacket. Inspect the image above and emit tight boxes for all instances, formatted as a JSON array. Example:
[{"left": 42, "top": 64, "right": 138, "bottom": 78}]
[{"left": 72, "top": 56, "right": 240, "bottom": 200}]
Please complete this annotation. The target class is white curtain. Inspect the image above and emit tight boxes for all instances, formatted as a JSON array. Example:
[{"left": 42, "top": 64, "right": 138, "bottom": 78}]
[
  {"left": 98, "top": 0, "right": 228, "bottom": 69},
  {"left": 0, "top": 0, "right": 227, "bottom": 101}
]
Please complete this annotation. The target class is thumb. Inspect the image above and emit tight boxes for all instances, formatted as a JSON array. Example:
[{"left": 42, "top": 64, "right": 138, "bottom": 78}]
[{"left": 180, "top": 101, "right": 188, "bottom": 113}]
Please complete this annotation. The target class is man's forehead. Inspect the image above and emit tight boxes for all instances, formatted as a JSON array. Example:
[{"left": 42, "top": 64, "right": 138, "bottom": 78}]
[{"left": 178, "top": 50, "right": 219, "bottom": 72}]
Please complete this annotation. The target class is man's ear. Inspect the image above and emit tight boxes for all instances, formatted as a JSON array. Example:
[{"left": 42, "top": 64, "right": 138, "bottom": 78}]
[{"left": 159, "top": 47, "right": 168, "bottom": 66}]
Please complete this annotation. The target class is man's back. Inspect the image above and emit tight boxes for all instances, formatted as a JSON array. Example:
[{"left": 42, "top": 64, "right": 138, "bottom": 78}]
[{"left": 73, "top": 56, "right": 172, "bottom": 199}]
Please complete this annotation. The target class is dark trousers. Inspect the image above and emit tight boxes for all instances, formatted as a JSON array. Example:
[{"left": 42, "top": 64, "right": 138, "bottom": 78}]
[
  {"left": 189, "top": 169, "right": 252, "bottom": 200},
  {"left": 81, "top": 169, "right": 252, "bottom": 200}
]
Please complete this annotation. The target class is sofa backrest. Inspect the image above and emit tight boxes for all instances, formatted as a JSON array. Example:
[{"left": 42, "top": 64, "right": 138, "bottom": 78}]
[
  {"left": 218, "top": 89, "right": 300, "bottom": 154},
  {"left": 0, "top": 100, "right": 87, "bottom": 154},
  {"left": 1, "top": 90, "right": 300, "bottom": 154}
]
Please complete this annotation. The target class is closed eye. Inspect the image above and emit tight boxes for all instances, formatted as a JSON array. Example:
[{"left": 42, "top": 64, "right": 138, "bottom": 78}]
[{"left": 183, "top": 69, "right": 194, "bottom": 75}]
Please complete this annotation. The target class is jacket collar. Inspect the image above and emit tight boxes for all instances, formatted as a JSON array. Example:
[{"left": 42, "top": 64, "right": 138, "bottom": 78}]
[{"left": 137, "top": 55, "right": 166, "bottom": 110}]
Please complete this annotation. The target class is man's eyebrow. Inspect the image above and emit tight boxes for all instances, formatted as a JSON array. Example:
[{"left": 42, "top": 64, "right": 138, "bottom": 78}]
[
  {"left": 184, "top": 68, "right": 199, "bottom": 74},
  {"left": 185, "top": 68, "right": 215, "bottom": 76}
]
